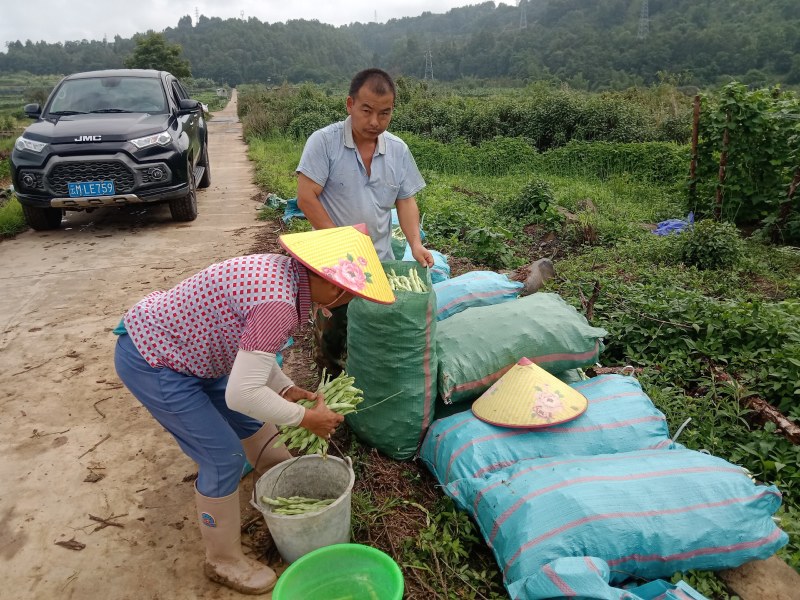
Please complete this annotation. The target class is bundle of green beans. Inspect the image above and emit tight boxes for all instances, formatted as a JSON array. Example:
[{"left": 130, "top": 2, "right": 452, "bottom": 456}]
[
  {"left": 387, "top": 267, "right": 428, "bottom": 293},
  {"left": 275, "top": 370, "right": 364, "bottom": 455},
  {"left": 260, "top": 495, "right": 335, "bottom": 515}
]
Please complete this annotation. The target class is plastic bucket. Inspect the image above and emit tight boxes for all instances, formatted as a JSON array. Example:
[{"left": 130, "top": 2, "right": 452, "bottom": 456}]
[
  {"left": 272, "top": 543, "right": 404, "bottom": 600},
  {"left": 250, "top": 454, "right": 354, "bottom": 563}
]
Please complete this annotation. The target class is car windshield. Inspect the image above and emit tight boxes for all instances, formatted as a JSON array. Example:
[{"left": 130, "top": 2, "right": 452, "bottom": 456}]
[{"left": 47, "top": 77, "right": 168, "bottom": 115}]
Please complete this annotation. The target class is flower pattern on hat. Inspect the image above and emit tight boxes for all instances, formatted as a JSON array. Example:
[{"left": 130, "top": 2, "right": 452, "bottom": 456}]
[
  {"left": 531, "top": 385, "right": 566, "bottom": 423},
  {"left": 321, "top": 254, "right": 373, "bottom": 291}
]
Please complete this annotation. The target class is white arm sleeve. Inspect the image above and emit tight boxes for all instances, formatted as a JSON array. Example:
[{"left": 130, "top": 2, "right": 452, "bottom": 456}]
[
  {"left": 266, "top": 358, "right": 294, "bottom": 394},
  {"left": 226, "top": 350, "right": 305, "bottom": 426}
]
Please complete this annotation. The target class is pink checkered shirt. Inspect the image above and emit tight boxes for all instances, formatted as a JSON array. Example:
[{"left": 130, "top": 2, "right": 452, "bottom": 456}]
[{"left": 124, "top": 254, "right": 311, "bottom": 378}]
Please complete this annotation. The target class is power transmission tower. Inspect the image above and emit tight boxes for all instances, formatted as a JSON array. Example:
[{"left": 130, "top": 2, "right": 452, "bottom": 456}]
[
  {"left": 195, "top": 6, "right": 199, "bottom": 25},
  {"left": 240, "top": 10, "right": 245, "bottom": 20},
  {"left": 424, "top": 50, "right": 434, "bottom": 82},
  {"left": 637, "top": 0, "right": 649, "bottom": 39},
  {"left": 518, "top": 0, "right": 527, "bottom": 30}
]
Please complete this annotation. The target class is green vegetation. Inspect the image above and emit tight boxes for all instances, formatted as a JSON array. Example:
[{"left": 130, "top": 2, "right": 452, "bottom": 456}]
[
  {"left": 694, "top": 82, "right": 800, "bottom": 243},
  {"left": 124, "top": 32, "right": 191, "bottom": 78},
  {"left": 2, "top": 1, "right": 799, "bottom": 90},
  {"left": 0, "top": 197, "right": 26, "bottom": 237},
  {"left": 247, "top": 136, "right": 304, "bottom": 200},
  {"left": 242, "top": 81, "right": 800, "bottom": 596},
  {"left": 0, "top": 137, "right": 27, "bottom": 237},
  {"left": 678, "top": 219, "right": 744, "bottom": 270},
  {"left": 348, "top": 441, "right": 507, "bottom": 599},
  {"left": 0, "top": 74, "right": 63, "bottom": 134},
  {"left": 183, "top": 78, "right": 230, "bottom": 113}
]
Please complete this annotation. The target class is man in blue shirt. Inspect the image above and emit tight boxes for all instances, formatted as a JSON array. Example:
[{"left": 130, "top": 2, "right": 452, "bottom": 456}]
[{"left": 296, "top": 68, "right": 433, "bottom": 374}]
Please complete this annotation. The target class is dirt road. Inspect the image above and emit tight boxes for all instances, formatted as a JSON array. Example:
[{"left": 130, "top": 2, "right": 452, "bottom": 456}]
[{"left": 0, "top": 90, "right": 276, "bottom": 599}]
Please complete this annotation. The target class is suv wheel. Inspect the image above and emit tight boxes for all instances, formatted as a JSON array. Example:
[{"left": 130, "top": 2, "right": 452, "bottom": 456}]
[
  {"left": 22, "top": 205, "right": 63, "bottom": 230},
  {"left": 169, "top": 162, "right": 198, "bottom": 222},
  {"left": 198, "top": 143, "right": 211, "bottom": 189}
]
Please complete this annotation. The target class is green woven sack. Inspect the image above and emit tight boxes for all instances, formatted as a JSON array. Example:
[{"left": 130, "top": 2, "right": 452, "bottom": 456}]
[
  {"left": 346, "top": 261, "right": 437, "bottom": 460},
  {"left": 391, "top": 236, "right": 407, "bottom": 260},
  {"left": 437, "top": 293, "right": 607, "bottom": 405}
]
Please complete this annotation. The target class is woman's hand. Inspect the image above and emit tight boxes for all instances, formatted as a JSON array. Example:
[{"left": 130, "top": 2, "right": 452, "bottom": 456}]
[
  {"left": 281, "top": 385, "right": 317, "bottom": 403},
  {"left": 298, "top": 394, "right": 344, "bottom": 438}
]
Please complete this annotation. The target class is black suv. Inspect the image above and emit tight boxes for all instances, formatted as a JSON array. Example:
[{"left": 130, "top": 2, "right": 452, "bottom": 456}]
[{"left": 11, "top": 69, "right": 210, "bottom": 230}]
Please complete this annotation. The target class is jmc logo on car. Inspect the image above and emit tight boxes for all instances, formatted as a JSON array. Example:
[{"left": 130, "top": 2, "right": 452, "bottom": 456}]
[{"left": 74, "top": 135, "right": 102, "bottom": 142}]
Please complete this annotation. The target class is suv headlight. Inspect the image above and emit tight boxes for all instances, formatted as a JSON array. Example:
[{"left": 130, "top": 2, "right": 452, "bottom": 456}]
[
  {"left": 129, "top": 130, "right": 172, "bottom": 149},
  {"left": 15, "top": 136, "right": 47, "bottom": 153}
]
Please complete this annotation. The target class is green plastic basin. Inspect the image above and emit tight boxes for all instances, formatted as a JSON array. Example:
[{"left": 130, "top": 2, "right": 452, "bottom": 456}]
[{"left": 272, "top": 543, "right": 404, "bottom": 600}]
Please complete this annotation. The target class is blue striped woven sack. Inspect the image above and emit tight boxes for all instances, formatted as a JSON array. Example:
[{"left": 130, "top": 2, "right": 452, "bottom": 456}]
[
  {"left": 402, "top": 244, "right": 450, "bottom": 283},
  {"left": 421, "top": 374, "right": 675, "bottom": 486},
  {"left": 508, "top": 557, "right": 710, "bottom": 600},
  {"left": 446, "top": 448, "right": 787, "bottom": 600},
  {"left": 433, "top": 271, "right": 523, "bottom": 321}
]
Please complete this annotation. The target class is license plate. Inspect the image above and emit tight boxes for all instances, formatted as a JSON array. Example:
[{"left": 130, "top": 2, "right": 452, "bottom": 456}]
[{"left": 68, "top": 180, "right": 115, "bottom": 197}]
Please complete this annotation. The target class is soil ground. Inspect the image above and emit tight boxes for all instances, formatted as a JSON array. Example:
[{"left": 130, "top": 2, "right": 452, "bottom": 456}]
[
  {"left": 1, "top": 92, "right": 798, "bottom": 600},
  {"left": 0, "top": 91, "right": 280, "bottom": 600}
]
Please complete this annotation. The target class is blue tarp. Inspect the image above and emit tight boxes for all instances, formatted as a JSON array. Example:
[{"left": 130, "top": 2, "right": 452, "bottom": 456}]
[
  {"left": 653, "top": 212, "right": 694, "bottom": 235},
  {"left": 282, "top": 198, "right": 305, "bottom": 223},
  {"left": 432, "top": 271, "right": 523, "bottom": 321}
]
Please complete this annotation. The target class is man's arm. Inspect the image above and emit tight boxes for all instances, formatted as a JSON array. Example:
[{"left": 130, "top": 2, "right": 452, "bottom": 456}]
[
  {"left": 297, "top": 173, "right": 337, "bottom": 230},
  {"left": 396, "top": 197, "right": 434, "bottom": 267}
]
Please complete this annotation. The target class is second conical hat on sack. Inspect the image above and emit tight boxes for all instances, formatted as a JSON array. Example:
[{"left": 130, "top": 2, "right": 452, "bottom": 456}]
[{"left": 471, "top": 358, "right": 588, "bottom": 428}]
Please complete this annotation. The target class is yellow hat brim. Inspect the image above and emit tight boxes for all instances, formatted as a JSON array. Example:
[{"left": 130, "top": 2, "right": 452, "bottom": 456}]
[
  {"left": 472, "top": 358, "right": 588, "bottom": 428},
  {"left": 280, "top": 226, "right": 395, "bottom": 305}
]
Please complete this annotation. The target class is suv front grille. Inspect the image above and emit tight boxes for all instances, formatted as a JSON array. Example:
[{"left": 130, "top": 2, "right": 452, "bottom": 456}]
[{"left": 48, "top": 161, "right": 135, "bottom": 195}]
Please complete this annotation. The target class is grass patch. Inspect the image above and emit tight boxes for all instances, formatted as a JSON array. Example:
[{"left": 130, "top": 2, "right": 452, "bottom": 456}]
[
  {"left": 1, "top": 138, "right": 28, "bottom": 238},
  {"left": 0, "top": 196, "right": 27, "bottom": 237},
  {"left": 413, "top": 166, "right": 685, "bottom": 269},
  {"left": 247, "top": 136, "right": 304, "bottom": 200}
]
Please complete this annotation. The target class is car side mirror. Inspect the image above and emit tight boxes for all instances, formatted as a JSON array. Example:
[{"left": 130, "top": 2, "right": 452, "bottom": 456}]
[
  {"left": 24, "top": 103, "right": 41, "bottom": 118},
  {"left": 177, "top": 98, "right": 202, "bottom": 114}
]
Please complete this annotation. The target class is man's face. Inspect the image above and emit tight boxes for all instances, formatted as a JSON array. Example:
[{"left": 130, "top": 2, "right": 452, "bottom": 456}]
[{"left": 346, "top": 85, "right": 394, "bottom": 143}]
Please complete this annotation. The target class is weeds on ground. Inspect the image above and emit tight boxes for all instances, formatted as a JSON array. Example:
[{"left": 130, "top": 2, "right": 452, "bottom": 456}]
[
  {"left": 344, "top": 438, "right": 506, "bottom": 599},
  {"left": 0, "top": 196, "right": 26, "bottom": 237},
  {"left": 247, "top": 137, "right": 304, "bottom": 200}
]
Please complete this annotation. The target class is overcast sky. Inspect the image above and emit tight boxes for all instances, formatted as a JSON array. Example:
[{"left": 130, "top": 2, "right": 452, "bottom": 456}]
[{"left": 2, "top": 0, "right": 483, "bottom": 49}]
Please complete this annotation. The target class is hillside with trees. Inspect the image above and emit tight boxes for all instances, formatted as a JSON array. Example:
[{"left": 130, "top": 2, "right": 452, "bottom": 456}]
[{"left": 0, "top": 0, "right": 799, "bottom": 89}]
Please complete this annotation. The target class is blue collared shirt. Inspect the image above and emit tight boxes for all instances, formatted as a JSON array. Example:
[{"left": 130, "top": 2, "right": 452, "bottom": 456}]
[{"left": 296, "top": 116, "right": 426, "bottom": 261}]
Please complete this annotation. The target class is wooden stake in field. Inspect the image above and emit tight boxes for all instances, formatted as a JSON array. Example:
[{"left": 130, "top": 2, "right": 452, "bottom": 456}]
[
  {"left": 689, "top": 95, "right": 700, "bottom": 202},
  {"left": 777, "top": 167, "right": 800, "bottom": 237},
  {"left": 714, "top": 111, "right": 730, "bottom": 221}
]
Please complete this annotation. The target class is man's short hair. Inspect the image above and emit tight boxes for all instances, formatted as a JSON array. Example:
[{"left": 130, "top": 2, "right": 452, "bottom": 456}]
[{"left": 349, "top": 68, "right": 396, "bottom": 100}]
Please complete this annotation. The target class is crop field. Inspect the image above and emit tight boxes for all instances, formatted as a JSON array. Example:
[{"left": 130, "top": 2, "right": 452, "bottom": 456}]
[{"left": 240, "top": 81, "right": 800, "bottom": 599}]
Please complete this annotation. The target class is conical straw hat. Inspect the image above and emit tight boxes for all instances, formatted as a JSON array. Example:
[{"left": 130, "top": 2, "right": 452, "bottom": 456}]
[
  {"left": 472, "top": 358, "right": 588, "bottom": 428},
  {"left": 280, "top": 224, "right": 394, "bottom": 304}
]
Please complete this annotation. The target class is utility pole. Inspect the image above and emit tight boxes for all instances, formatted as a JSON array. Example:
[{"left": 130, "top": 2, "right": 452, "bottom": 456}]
[
  {"left": 637, "top": 0, "right": 649, "bottom": 40},
  {"left": 518, "top": 0, "right": 527, "bottom": 30},
  {"left": 424, "top": 49, "right": 434, "bottom": 82}
]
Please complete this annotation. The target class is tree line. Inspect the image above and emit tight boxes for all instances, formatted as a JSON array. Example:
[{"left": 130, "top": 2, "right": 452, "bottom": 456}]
[{"left": 1, "top": 0, "right": 799, "bottom": 90}]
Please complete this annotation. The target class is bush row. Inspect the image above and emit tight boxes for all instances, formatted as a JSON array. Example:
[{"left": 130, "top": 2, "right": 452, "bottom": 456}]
[
  {"left": 238, "top": 82, "right": 693, "bottom": 151},
  {"left": 392, "top": 91, "right": 690, "bottom": 150},
  {"left": 404, "top": 134, "right": 688, "bottom": 184}
]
